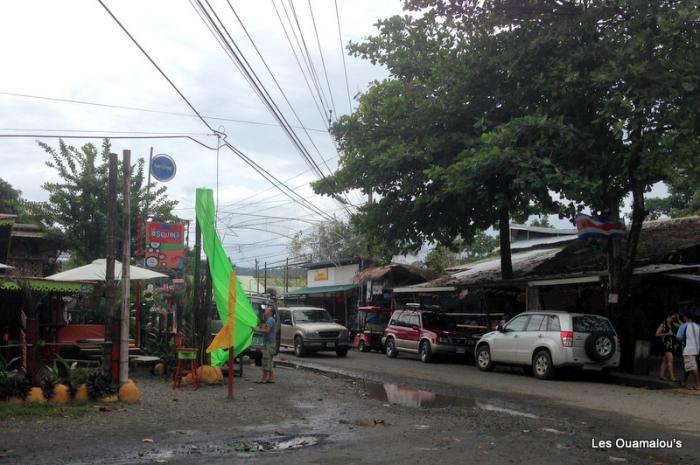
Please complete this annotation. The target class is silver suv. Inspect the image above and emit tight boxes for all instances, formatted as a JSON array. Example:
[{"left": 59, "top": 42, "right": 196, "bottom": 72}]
[
  {"left": 474, "top": 311, "right": 620, "bottom": 379},
  {"left": 278, "top": 307, "right": 350, "bottom": 357}
]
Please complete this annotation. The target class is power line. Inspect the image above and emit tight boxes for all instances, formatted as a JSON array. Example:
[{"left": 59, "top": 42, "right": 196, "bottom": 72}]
[
  {"left": 192, "top": 0, "right": 326, "bottom": 180},
  {"left": 281, "top": 0, "right": 333, "bottom": 124},
  {"left": 0, "top": 133, "right": 219, "bottom": 150},
  {"left": 0, "top": 91, "right": 327, "bottom": 133},
  {"left": 224, "top": 0, "right": 333, "bottom": 175},
  {"left": 307, "top": 0, "right": 338, "bottom": 120},
  {"left": 96, "top": 0, "right": 334, "bottom": 222},
  {"left": 334, "top": 0, "right": 353, "bottom": 113},
  {"left": 0, "top": 127, "right": 212, "bottom": 136},
  {"left": 270, "top": 0, "right": 329, "bottom": 129}
]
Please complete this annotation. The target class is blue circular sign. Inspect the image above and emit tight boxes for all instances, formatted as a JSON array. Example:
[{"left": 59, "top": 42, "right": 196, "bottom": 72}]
[{"left": 151, "top": 154, "right": 176, "bottom": 182}]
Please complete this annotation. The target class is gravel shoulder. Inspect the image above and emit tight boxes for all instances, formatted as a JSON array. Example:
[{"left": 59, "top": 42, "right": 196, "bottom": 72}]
[{"left": 0, "top": 363, "right": 697, "bottom": 465}]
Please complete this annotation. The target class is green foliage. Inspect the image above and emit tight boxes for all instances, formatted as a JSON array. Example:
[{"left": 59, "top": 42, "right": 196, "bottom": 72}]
[
  {"left": 315, "top": 0, "right": 700, "bottom": 283},
  {"left": 288, "top": 219, "right": 375, "bottom": 262},
  {"left": 142, "top": 327, "right": 177, "bottom": 367},
  {"left": 4, "top": 374, "right": 31, "bottom": 399},
  {"left": 529, "top": 217, "right": 552, "bottom": 228},
  {"left": 0, "top": 178, "right": 23, "bottom": 214},
  {"left": 36, "top": 138, "right": 179, "bottom": 264},
  {"left": 0, "top": 403, "right": 90, "bottom": 420},
  {"left": 424, "top": 231, "right": 498, "bottom": 273},
  {"left": 85, "top": 371, "right": 118, "bottom": 400}
]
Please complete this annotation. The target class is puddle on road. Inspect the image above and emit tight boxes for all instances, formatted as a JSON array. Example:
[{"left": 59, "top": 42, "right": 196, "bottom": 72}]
[
  {"left": 365, "top": 382, "right": 475, "bottom": 408},
  {"left": 364, "top": 382, "right": 539, "bottom": 419}
]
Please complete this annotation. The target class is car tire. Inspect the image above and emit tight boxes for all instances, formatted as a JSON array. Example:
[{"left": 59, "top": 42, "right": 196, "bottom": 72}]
[
  {"left": 419, "top": 340, "right": 433, "bottom": 363},
  {"left": 476, "top": 344, "right": 494, "bottom": 372},
  {"left": 385, "top": 338, "right": 398, "bottom": 358},
  {"left": 336, "top": 348, "right": 348, "bottom": 357},
  {"left": 358, "top": 340, "right": 369, "bottom": 353},
  {"left": 294, "top": 336, "right": 306, "bottom": 358},
  {"left": 585, "top": 332, "right": 616, "bottom": 362},
  {"left": 532, "top": 349, "right": 555, "bottom": 380}
]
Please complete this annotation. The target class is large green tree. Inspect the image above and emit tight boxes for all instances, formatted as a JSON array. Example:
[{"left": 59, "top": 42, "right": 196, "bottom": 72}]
[
  {"left": 288, "top": 219, "right": 372, "bottom": 263},
  {"left": 38, "top": 139, "right": 179, "bottom": 264}
]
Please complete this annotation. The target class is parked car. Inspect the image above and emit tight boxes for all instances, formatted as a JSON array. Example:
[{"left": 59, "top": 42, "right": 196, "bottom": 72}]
[
  {"left": 278, "top": 306, "right": 350, "bottom": 357},
  {"left": 474, "top": 311, "right": 620, "bottom": 379},
  {"left": 381, "top": 309, "right": 472, "bottom": 363},
  {"left": 211, "top": 294, "right": 279, "bottom": 366},
  {"left": 352, "top": 306, "right": 391, "bottom": 352}
]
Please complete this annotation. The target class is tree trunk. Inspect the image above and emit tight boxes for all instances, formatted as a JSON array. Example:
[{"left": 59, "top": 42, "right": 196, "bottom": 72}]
[
  {"left": 498, "top": 207, "right": 513, "bottom": 280},
  {"left": 104, "top": 153, "right": 118, "bottom": 377}
]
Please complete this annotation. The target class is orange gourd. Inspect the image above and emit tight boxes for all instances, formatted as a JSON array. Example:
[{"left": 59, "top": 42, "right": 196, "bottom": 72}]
[
  {"left": 118, "top": 381, "right": 141, "bottom": 404},
  {"left": 26, "top": 387, "right": 46, "bottom": 404},
  {"left": 74, "top": 384, "right": 89, "bottom": 402}
]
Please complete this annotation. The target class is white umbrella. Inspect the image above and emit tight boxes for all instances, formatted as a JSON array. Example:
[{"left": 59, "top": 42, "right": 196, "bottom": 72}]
[
  {"left": 0, "top": 263, "right": 13, "bottom": 269},
  {"left": 45, "top": 258, "right": 168, "bottom": 282}
]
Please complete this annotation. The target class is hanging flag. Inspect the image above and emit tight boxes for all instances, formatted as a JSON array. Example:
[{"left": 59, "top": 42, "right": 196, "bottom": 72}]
[
  {"left": 195, "top": 188, "right": 259, "bottom": 366},
  {"left": 207, "top": 271, "right": 237, "bottom": 353},
  {"left": 575, "top": 213, "right": 626, "bottom": 239}
]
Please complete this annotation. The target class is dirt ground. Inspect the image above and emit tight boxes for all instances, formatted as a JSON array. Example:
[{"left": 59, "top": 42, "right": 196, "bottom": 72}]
[{"left": 1, "top": 363, "right": 698, "bottom": 465}]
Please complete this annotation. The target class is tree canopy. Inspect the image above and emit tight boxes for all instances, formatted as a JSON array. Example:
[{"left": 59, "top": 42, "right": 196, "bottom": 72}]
[
  {"left": 288, "top": 219, "right": 372, "bottom": 263},
  {"left": 314, "top": 0, "right": 700, "bottom": 288},
  {"left": 37, "top": 139, "right": 179, "bottom": 264}
]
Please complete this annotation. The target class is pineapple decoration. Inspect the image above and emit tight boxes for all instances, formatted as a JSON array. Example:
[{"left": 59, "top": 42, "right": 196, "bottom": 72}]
[{"left": 118, "top": 379, "right": 141, "bottom": 404}]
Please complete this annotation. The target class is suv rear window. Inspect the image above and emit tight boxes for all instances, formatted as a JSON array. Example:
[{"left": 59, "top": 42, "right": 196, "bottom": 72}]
[{"left": 573, "top": 315, "right": 614, "bottom": 333}]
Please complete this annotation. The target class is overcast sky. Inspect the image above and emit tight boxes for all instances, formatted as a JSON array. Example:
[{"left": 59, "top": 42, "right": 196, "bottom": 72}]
[
  {"left": 0, "top": 0, "right": 407, "bottom": 267},
  {"left": 0, "top": 1, "right": 669, "bottom": 268}
]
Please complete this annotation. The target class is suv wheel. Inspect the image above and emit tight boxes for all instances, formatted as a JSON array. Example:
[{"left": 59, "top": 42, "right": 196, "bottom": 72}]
[
  {"left": 585, "top": 332, "right": 616, "bottom": 362},
  {"left": 294, "top": 336, "right": 306, "bottom": 357},
  {"left": 336, "top": 348, "right": 348, "bottom": 357},
  {"left": 532, "top": 349, "right": 555, "bottom": 380},
  {"left": 419, "top": 340, "right": 433, "bottom": 363},
  {"left": 476, "top": 344, "right": 494, "bottom": 371},
  {"left": 385, "top": 338, "right": 398, "bottom": 358}
]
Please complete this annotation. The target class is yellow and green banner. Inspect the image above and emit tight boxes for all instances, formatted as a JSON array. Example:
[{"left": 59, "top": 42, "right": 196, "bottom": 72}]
[{"left": 195, "top": 188, "right": 258, "bottom": 365}]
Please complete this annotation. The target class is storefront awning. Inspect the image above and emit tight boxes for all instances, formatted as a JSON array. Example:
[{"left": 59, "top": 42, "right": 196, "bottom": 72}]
[
  {"left": 286, "top": 283, "right": 357, "bottom": 295},
  {"left": 0, "top": 278, "right": 90, "bottom": 293}
]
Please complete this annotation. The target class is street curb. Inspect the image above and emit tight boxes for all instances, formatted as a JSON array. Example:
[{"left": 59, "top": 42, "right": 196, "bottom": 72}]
[
  {"left": 276, "top": 356, "right": 678, "bottom": 391},
  {"left": 274, "top": 358, "right": 385, "bottom": 384}
]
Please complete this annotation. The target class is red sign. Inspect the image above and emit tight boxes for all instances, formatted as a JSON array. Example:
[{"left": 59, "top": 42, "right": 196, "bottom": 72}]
[{"left": 145, "top": 223, "right": 185, "bottom": 271}]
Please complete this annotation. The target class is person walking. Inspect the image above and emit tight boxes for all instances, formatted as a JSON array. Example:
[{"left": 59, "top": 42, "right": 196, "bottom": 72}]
[
  {"left": 655, "top": 311, "right": 680, "bottom": 381},
  {"left": 255, "top": 307, "right": 277, "bottom": 384},
  {"left": 676, "top": 311, "right": 700, "bottom": 390}
]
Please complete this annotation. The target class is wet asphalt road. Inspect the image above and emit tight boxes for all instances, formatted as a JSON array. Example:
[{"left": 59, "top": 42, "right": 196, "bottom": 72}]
[{"left": 1, "top": 353, "right": 698, "bottom": 465}]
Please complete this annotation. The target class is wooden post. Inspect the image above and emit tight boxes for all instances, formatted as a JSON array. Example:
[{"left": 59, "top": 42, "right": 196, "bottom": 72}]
[
  {"left": 104, "top": 153, "right": 118, "bottom": 378},
  {"left": 192, "top": 219, "right": 202, "bottom": 360},
  {"left": 120, "top": 149, "right": 131, "bottom": 384},
  {"left": 135, "top": 214, "right": 144, "bottom": 347},
  {"left": 263, "top": 262, "right": 267, "bottom": 293}
]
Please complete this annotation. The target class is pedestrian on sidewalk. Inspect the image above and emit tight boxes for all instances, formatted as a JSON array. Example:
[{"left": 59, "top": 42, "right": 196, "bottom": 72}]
[
  {"left": 676, "top": 311, "right": 700, "bottom": 390},
  {"left": 655, "top": 311, "right": 680, "bottom": 381},
  {"left": 255, "top": 307, "right": 277, "bottom": 384}
]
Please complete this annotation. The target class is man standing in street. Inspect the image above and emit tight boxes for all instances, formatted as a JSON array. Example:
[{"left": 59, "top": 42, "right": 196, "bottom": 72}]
[
  {"left": 677, "top": 311, "right": 700, "bottom": 390},
  {"left": 255, "top": 306, "right": 277, "bottom": 384}
]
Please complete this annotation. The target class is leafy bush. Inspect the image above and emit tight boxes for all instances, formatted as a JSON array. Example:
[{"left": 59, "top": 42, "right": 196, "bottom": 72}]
[
  {"left": 5, "top": 374, "right": 31, "bottom": 399},
  {"left": 86, "top": 371, "right": 118, "bottom": 400}
]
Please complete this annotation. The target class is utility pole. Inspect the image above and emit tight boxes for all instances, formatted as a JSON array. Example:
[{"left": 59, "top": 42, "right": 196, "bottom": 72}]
[
  {"left": 120, "top": 149, "right": 131, "bottom": 384},
  {"left": 285, "top": 257, "right": 289, "bottom": 295},
  {"left": 192, "top": 219, "right": 202, "bottom": 361},
  {"left": 255, "top": 259, "right": 259, "bottom": 294},
  {"left": 104, "top": 153, "right": 118, "bottom": 379},
  {"left": 263, "top": 262, "right": 267, "bottom": 294}
]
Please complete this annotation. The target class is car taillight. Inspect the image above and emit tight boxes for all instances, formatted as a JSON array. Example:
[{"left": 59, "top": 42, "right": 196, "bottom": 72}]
[{"left": 560, "top": 331, "right": 573, "bottom": 347}]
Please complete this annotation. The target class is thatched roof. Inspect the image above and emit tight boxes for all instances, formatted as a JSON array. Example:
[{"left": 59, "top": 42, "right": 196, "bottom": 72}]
[
  {"left": 532, "top": 216, "right": 700, "bottom": 276},
  {"left": 414, "top": 216, "right": 700, "bottom": 289},
  {"left": 354, "top": 263, "right": 437, "bottom": 286}
]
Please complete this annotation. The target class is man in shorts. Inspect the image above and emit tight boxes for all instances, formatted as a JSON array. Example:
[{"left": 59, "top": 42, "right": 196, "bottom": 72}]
[
  {"left": 255, "top": 307, "right": 277, "bottom": 384},
  {"left": 677, "top": 311, "right": 700, "bottom": 390}
]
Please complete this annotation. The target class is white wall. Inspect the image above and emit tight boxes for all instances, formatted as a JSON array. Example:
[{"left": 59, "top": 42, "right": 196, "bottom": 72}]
[{"left": 307, "top": 263, "right": 359, "bottom": 287}]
